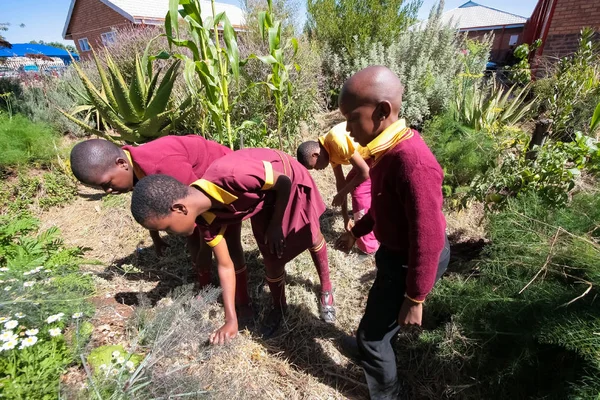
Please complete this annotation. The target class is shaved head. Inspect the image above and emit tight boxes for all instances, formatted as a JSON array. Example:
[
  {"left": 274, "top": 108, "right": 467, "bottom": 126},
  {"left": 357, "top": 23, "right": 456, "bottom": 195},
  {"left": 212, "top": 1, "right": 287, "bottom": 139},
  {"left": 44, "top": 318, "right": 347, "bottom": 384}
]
[
  {"left": 338, "top": 66, "right": 405, "bottom": 147},
  {"left": 340, "top": 66, "right": 404, "bottom": 115}
]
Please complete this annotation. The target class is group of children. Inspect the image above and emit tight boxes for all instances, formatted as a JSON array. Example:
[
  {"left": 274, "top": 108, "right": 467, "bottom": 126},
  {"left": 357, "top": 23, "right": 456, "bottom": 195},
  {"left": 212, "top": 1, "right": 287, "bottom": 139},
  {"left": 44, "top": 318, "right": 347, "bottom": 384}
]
[{"left": 70, "top": 66, "right": 449, "bottom": 399}]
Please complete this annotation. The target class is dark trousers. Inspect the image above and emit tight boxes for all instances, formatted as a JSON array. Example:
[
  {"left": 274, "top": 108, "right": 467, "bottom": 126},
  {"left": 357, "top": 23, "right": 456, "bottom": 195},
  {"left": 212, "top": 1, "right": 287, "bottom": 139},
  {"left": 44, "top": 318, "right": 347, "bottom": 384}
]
[{"left": 357, "top": 237, "right": 450, "bottom": 399}]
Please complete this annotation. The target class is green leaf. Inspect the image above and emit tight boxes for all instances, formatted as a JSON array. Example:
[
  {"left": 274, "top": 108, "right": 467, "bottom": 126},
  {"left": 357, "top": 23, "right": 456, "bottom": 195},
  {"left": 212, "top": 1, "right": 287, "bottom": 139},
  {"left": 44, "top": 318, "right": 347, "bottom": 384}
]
[
  {"left": 144, "top": 60, "right": 180, "bottom": 119},
  {"left": 256, "top": 55, "right": 278, "bottom": 65},
  {"left": 590, "top": 101, "right": 600, "bottom": 133},
  {"left": 290, "top": 38, "right": 298, "bottom": 57},
  {"left": 91, "top": 49, "right": 118, "bottom": 110},
  {"left": 268, "top": 22, "right": 281, "bottom": 51},
  {"left": 106, "top": 56, "right": 141, "bottom": 124},
  {"left": 258, "top": 11, "right": 267, "bottom": 41},
  {"left": 129, "top": 55, "right": 147, "bottom": 116},
  {"left": 168, "top": 0, "right": 180, "bottom": 39},
  {"left": 222, "top": 16, "right": 240, "bottom": 79}
]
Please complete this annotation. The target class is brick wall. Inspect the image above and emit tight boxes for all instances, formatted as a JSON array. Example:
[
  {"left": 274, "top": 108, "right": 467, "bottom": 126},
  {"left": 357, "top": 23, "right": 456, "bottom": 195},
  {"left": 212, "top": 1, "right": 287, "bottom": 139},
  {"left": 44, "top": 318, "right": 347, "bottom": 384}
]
[
  {"left": 67, "top": 0, "right": 134, "bottom": 57},
  {"left": 543, "top": 0, "right": 600, "bottom": 59},
  {"left": 466, "top": 27, "right": 524, "bottom": 64}
]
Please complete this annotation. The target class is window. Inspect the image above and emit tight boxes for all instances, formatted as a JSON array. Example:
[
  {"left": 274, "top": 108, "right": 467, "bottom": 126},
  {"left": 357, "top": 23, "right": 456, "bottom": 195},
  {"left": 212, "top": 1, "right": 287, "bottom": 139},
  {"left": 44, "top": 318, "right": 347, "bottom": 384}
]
[
  {"left": 509, "top": 35, "right": 519, "bottom": 46},
  {"left": 101, "top": 31, "right": 117, "bottom": 46},
  {"left": 78, "top": 37, "right": 91, "bottom": 52}
]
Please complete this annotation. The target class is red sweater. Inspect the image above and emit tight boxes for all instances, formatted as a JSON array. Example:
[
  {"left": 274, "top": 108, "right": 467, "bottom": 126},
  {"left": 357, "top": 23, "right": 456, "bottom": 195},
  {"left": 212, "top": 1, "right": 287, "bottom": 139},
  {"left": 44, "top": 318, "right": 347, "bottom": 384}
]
[
  {"left": 123, "top": 135, "right": 232, "bottom": 185},
  {"left": 351, "top": 131, "right": 446, "bottom": 301}
]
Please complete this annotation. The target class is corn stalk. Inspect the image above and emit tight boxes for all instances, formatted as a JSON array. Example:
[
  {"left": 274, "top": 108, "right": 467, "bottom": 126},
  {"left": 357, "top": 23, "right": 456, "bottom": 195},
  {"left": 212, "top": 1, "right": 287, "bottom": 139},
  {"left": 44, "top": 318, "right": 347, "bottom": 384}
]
[
  {"left": 60, "top": 41, "right": 191, "bottom": 144},
  {"left": 166, "top": 0, "right": 241, "bottom": 149},
  {"left": 255, "top": 0, "right": 299, "bottom": 150}
]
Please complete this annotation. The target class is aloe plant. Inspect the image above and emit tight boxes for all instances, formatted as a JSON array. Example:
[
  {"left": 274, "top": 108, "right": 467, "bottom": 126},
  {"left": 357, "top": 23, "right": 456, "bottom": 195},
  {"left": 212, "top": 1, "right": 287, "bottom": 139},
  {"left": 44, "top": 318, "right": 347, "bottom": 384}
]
[{"left": 60, "top": 43, "right": 191, "bottom": 144}]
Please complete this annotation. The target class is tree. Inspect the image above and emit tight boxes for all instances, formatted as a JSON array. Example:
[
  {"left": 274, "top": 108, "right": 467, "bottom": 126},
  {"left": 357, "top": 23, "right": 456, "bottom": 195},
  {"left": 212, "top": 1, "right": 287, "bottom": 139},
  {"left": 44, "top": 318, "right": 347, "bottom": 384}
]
[
  {"left": 29, "top": 40, "right": 78, "bottom": 54},
  {"left": 0, "top": 22, "right": 26, "bottom": 49},
  {"left": 306, "top": 0, "right": 422, "bottom": 57}
]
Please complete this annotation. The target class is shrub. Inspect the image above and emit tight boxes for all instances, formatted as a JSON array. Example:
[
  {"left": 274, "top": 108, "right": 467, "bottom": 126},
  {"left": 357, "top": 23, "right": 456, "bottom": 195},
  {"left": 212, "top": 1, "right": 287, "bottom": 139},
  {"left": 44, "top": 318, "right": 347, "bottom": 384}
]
[
  {"left": 534, "top": 28, "right": 600, "bottom": 139},
  {"left": 469, "top": 131, "right": 599, "bottom": 208},
  {"left": 425, "top": 191, "right": 600, "bottom": 399},
  {"left": 0, "top": 77, "right": 22, "bottom": 114},
  {"left": 0, "top": 214, "right": 94, "bottom": 399},
  {"left": 322, "top": 2, "right": 467, "bottom": 124},
  {"left": 0, "top": 113, "right": 60, "bottom": 169},
  {"left": 306, "top": 0, "right": 421, "bottom": 58},
  {"left": 422, "top": 113, "right": 496, "bottom": 200}
]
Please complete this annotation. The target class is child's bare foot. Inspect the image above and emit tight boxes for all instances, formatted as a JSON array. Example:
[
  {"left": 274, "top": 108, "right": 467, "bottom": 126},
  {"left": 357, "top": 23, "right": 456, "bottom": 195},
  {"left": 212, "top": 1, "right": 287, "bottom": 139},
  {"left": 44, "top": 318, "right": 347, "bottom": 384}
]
[{"left": 260, "top": 306, "right": 287, "bottom": 338}]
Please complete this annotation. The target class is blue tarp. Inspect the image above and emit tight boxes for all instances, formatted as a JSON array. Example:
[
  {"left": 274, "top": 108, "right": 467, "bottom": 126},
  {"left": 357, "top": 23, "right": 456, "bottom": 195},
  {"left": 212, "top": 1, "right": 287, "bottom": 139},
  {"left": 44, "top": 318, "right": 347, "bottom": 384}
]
[{"left": 0, "top": 43, "right": 79, "bottom": 64}]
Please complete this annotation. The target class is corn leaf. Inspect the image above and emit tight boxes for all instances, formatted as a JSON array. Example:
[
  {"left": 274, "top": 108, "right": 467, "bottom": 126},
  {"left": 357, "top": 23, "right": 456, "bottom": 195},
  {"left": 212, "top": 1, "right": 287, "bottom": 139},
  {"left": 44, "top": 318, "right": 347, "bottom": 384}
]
[{"left": 223, "top": 15, "right": 240, "bottom": 80}]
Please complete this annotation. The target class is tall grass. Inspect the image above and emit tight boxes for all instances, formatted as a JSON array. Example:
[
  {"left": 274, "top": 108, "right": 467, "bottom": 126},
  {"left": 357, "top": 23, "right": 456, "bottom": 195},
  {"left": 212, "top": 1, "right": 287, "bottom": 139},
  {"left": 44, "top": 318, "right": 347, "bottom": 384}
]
[
  {"left": 419, "top": 192, "right": 600, "bottom": 399},
  {"left": 0, "top": 113, "right": 60, "bottom": 169}
]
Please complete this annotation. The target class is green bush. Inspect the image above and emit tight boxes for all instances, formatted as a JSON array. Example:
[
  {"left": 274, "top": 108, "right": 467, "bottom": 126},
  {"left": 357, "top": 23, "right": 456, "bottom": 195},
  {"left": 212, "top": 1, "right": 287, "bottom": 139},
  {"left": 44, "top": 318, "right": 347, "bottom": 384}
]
[
  {"left": 422, "top": 114, "right": 496, "bottom": 199},
  {"left": 0, "top": 78, "right": 22, "bottom": 114},
  {"left": 424, "top": 192, "right": 600, "bottom": 399},
  {"left": 0, "top": 214, "right": 94, "bottom": 398},
  {"left": 0, "top": 113, "right": 60, "bottom": 169},
  {"left": 322, "top": 2, "right": 469, "bottom": 124},
  {"left": 469, "top": 131, "right": 599, "bottom": 208}
]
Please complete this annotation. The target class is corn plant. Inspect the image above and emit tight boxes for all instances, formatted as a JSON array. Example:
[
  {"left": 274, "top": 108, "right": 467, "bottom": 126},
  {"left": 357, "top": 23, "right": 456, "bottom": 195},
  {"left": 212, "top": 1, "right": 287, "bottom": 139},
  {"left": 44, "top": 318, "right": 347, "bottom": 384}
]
[
  {"left": 255, "top": 0, "right": 299, "bottom": 150},
  {"left": 60, "top": 43, "right": 191, "bottom": 144},
  {"left": 165, "top": 0, "right": 242, "bottom": 148}
]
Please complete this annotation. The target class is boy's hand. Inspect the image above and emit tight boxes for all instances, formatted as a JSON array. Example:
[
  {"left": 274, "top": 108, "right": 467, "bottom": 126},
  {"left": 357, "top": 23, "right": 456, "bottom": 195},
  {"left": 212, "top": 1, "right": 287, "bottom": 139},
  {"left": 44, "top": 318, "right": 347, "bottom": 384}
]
[
  {"left": 335, "top": 232, "right": 356, "bottom": 253},
  {"left": 398, "top": 298, "right": 423, "bottom": 326},
  {"left": 265, "top": 224, "right": 285, "bottom": 259},
  {"left": 209, "top": 320, "right": 238, "bottom": 345},
  {"left": 332, "top": 192, "right": 345, "bottom": 207},
  {"left": 150, "top": 233, "right": 170, "bottom": 257},
  {"left": 345, "top": 219, "right": 355, "bottom": 232}
]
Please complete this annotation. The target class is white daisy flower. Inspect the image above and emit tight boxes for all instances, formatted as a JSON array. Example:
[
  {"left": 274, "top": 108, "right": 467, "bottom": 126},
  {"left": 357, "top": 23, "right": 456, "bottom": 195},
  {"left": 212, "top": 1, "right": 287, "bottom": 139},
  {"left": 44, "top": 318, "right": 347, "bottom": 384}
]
[
  {"left": 0, "top": 280, "right": 4, "bottom": 283},
  {"left": 0, "top": 267, "right": 8, "bottom": 272},
  {"left": 117, "top": 356, "right": 125, "bottom": 365},
  {"left": 0, "top": 317, "right": 8, "bottom": 324},
  {"left": 48, "top": 328, "right": 62, "bottom": 337},
  {"left": 72, "top": 312, "right": 83, "bottom": 319},
  {"left": 14, "top": 313, "right": 25, "bottom": 319},
  {"left": 4, "top": 320, "right": 18, "bottom": 330},
  {"left": 0, "top": 331, "right": 17, "bottom": 342},
  {"left": 111, "top": 369, "right": 119, "bottom": 376},
  {"left": 99, "top": 363, "right": 108, "bottom": 370},
  {"left": 44, "top": 269, "right": 51, "bottom": 273},
  {"left": 25, "top": 329, "right": 38, "bottom": 336},
  {"left": 23, "top": 271, "right": 31, "bottom": 276},
  {"left": 112, "top": 350, "right": 121, "bottom": 359},
  {"left": 19, "top": 336, "right": 38, "bottom": 348},
  {"left": 125, "top": 360, "right": 135, "bottom": 371},
  {"left": 46, "top": 313, "right": 64, "bottom": 324},
  {"left": 2, "top": 339, "right": 18, "bottom": 351},
  {"left": 23, "top": 281, "right": 35, "bottom": 288},
  {"left": 35, "top": 266, "right": 44, "bottom": 272},
  {"left": 4, "top": 287, "right": 11, "bottom": 291}
]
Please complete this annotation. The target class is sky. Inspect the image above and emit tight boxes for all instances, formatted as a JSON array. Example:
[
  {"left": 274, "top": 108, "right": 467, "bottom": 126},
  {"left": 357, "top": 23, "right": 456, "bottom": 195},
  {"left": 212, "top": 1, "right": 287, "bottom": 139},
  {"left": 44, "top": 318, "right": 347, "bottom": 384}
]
[{"left": 1, "top": 0, "right": 539, "bottom": 46}]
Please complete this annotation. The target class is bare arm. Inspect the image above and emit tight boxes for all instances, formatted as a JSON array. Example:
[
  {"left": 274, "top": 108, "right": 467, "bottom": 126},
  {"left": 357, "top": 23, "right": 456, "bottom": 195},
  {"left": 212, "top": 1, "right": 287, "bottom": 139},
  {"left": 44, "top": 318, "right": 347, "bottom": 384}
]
[
  {"left": 209, "top": 238, "right": 238, "bottom": 345},
  {"left": 332, "top": 165, "right": 350, "bottom": 225},
  {"left": 338, "top": 151, "right": 370, "bottom": 198}
]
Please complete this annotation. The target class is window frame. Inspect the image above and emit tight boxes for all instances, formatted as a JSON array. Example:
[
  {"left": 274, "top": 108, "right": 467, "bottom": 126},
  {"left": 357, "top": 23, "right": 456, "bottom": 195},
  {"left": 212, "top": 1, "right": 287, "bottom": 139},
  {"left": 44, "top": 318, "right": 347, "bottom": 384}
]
[
  {"left": 78, "top": 37, "right": 91, "bottom": 52},
  {"left": 101, "top": 31, "right": 117, "bottom": 46}
]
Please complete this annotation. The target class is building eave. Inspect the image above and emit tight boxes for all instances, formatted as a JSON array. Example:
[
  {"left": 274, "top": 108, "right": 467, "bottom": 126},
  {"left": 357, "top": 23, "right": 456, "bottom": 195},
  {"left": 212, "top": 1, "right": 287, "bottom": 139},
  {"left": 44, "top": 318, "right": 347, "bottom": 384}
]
[{"left": 459, "top": 23, "right": 525, "bottom": 31}]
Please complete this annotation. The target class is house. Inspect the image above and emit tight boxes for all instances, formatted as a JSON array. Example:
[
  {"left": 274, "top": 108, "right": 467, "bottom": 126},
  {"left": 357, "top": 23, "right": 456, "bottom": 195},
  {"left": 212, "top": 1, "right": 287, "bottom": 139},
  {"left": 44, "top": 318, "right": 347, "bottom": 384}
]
[
  {"left": 0, "top": 44, "right": 80, "bottom": 77},
  {"left": 433, "top": 1, "right": 528, "bottom": 64},
  {"left": 522, "top": 0, "right": 600, "bottom": 60},
  {"left": 62, "top": 0, "right": 245, "bottom": 56}
]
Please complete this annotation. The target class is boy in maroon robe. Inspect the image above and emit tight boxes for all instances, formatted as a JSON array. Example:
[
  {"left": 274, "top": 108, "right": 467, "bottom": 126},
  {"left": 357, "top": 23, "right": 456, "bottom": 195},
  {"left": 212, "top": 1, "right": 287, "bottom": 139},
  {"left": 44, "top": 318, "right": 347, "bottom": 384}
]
[
  {"left": 335, "top": 66, "right": 450, "bottom": 399},
  {"left": 69, "top": 136, "right": 247, "bottom": 304},
  {"left": 129, "top": 148, "right": 336, "bottom": 341}
]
